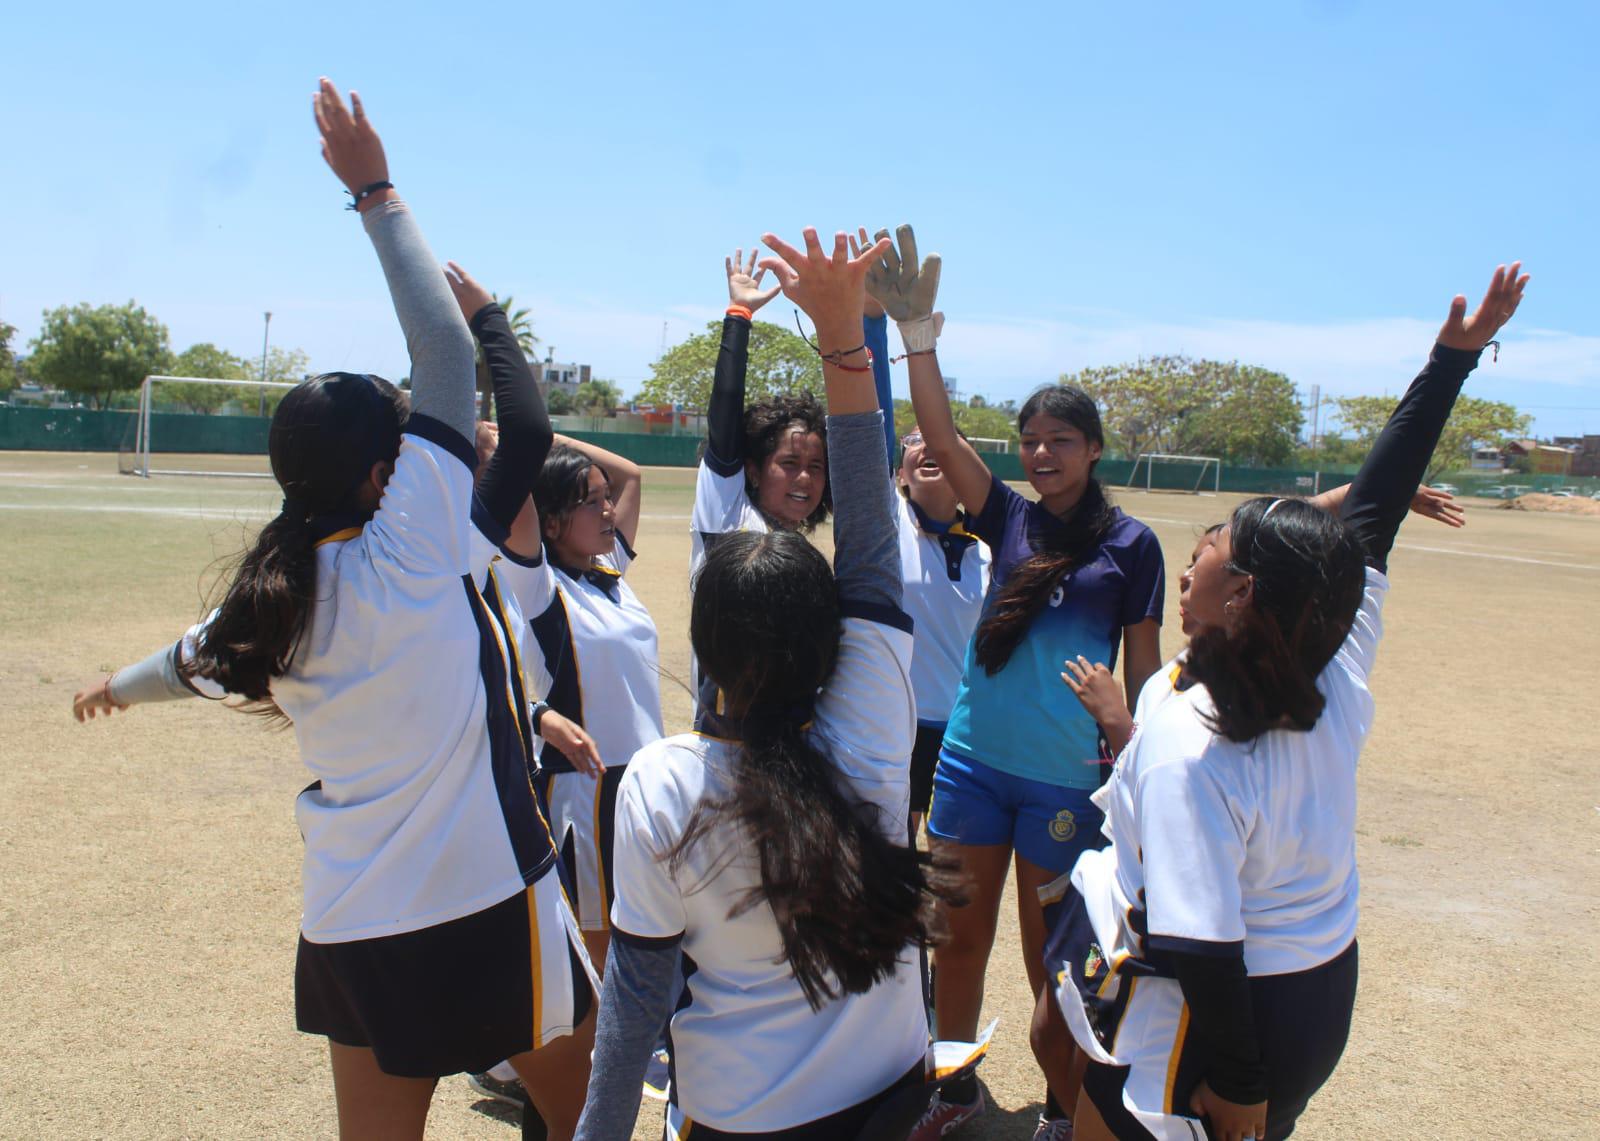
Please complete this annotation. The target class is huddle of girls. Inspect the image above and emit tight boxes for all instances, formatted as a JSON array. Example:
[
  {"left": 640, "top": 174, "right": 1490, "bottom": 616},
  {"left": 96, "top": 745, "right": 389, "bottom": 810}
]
[{"left": 69, "top": 78, "right": 1529, "bottom": 1141}]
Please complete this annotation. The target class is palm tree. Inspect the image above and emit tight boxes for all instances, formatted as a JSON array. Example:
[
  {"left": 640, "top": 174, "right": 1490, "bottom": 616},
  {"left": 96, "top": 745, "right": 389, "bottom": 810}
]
[{"left": 476, "top": 293, "right": 540, "bottom": 420}]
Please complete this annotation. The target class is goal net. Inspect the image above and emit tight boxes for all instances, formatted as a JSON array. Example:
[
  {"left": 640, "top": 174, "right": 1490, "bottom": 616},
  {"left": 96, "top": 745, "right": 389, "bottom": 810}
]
[
  {"left": 1127, "top": 453, "right": 1221, "bottom": 494},
  {"left": 120, "top": 375, "right": 297, "bottom": 478}
]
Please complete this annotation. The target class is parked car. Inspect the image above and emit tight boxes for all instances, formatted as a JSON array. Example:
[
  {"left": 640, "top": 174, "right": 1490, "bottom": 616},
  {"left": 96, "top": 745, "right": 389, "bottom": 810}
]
[
  {"left": 1480, "top": 484, "right": 1511, "bottom": 498},
  {"left": 1591, "top": 490, "right": 1600, "bottom": 501},
  {"left": 1430, "top": 482, "right": 1460, "bottom": 496},
  {"left": 1549, "top": 490, "right": 1576, "bottom": 499}
]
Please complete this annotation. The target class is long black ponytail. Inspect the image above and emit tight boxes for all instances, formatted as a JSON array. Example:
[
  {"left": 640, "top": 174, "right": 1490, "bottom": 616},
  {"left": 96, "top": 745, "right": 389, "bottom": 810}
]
[
  {"left": 185, "top": 372, "right": 407, "bottom": 705},
  {"left": 676, "top": 530, "right": 962, "bottom": 1008},
  {"left": 973, "top": 385, "right": 1116, "bottom": 675}
]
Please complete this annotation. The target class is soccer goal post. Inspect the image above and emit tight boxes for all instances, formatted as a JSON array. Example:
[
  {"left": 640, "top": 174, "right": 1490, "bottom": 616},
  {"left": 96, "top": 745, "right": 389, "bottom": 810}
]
[
  {"left": 1127, "top": 453, "right": 1222, "bottom": 495},
  {"left": 124, "top": 375, "right": 298, "bottom": 478}
]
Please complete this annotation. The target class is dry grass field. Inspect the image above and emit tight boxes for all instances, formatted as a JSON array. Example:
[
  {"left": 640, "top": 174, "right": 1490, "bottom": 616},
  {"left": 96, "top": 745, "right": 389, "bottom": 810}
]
[{"left": 2, "top": 451, "right": 1597, "bottom": 1139}]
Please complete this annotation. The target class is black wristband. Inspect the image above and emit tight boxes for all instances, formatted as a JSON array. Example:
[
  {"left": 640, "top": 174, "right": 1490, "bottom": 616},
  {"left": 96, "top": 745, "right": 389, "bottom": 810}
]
[
  {"left": 345, "top": 180, "right": 394, "bottom": 210},
  {"left": 531, "top": 701, "right": 551, "bottom": 734}
]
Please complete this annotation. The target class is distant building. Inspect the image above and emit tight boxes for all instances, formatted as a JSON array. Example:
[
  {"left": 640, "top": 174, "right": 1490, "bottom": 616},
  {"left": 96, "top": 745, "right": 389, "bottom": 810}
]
[
  {"left": 1504, "top": 438, "right": 1576, "bottom": 475},
  {"left": 532, "top": 351, "right": 590, "bottom": 399},
  {"left": 1470, "top": 446, "right": 1503, "bottom": 470},
  {"left": 1553, "top": 434, "right": 1600, "bottom": 478}
]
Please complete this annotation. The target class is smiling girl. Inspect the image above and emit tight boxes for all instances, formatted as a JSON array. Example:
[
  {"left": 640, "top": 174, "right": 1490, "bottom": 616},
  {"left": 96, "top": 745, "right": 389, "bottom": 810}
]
[{"left": 862, "top": 227, "right": 1166, "bottom": 1139}]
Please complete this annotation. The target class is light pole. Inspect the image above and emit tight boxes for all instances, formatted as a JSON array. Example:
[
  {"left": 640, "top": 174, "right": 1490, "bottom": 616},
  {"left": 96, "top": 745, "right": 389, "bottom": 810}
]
[{"left": 258, "top": 311, "right": 272, "bottom": 415}]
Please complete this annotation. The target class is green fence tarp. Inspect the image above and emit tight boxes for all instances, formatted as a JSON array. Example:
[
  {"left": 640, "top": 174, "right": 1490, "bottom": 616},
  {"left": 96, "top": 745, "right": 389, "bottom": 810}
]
[{"left": 7, "top": 406, "right": 1594, "bottom": 495}]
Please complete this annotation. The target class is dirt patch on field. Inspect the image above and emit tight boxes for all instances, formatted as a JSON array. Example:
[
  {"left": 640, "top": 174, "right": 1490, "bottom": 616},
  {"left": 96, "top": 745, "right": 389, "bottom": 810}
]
[
  {"left": 1499, "top": 493, "right": 1600, "bottom": 515},
  {"left": 3, "top": 453, "right": 1599, "bottom": 1139}
]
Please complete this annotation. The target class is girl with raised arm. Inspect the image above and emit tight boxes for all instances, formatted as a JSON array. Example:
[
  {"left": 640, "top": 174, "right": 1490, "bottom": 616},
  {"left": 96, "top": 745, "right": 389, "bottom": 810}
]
[
  {"left": 70, "top": 82, "right": 594, "bottom": 1140},
  {"left": 858, "top": 258, "right": 992, "bottom": 838},
  {"left": 574, "top": 228, "right": 967, "bottom": 1141},
  {"left": 1051, "top": 266, "right": 1527, "bottom": 1141},
  {"left": 450, "top": 258, "right": 664, "bottom": 974},
  {"left": 864, "top": 227, "right": 1166, "bottom": 1140}
]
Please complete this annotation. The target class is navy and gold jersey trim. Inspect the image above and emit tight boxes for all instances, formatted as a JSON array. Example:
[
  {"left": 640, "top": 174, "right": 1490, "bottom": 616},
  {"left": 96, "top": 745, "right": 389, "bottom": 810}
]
[
  {"left": 528, "top": 593, "right": 585, "bottom": 774},
  {"left": 463, "top": 573, "right": 557, "bottom": 885},
  {"left": 405, "top": 413, "right": 478, "bottom": 471}
]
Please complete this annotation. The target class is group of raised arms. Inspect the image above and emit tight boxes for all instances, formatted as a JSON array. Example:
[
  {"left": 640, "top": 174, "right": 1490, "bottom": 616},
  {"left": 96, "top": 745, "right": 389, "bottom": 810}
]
[{"left": 70, "top": 81, "right": 1527, "bottom": 1141}]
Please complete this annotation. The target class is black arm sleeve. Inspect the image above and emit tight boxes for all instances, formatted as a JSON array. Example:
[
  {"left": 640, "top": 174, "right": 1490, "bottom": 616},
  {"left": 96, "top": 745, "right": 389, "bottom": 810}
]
[
  {"left": 1171, "top": 948, "right": 1269, "bottom": 1106},
  {"left": 1339, "top": 343, "right": 1480, "bottom": 573},
  {"left": 704, "top": 313, "right": 751, "bottom": 476},
  {"left": 470, "top": 302, "right": 554, "bottom": 530}
]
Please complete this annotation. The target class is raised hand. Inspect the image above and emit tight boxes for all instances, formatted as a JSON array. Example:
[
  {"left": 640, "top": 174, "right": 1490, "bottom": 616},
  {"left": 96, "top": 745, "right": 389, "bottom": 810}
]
[
  {"left": 312, "top": 77, "right": 389, "bottom": 200},
  {"left": 445, "top": 261, "right": 496, "bottom": 325},
  {"left": 854, "top": 224, "right": 941, "bottom": 325},
  {"left": 1410, "top": 484, "right": 1465, "bottom": 528},
  {"left": 758, "top": 227, "right": 892, "bottom": 346},
  {"left": 1061, "top": 656, "right": 1134, "bottom": 754},
  {"left": 1437, "top": 262, "right": 1529, "bottom": 352},
  {"left": 725, "top": 248, "right": 781, "bottom": 314}
]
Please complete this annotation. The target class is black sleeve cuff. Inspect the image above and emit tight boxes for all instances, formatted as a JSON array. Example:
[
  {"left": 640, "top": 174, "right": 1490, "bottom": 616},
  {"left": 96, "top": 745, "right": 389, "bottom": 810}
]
[
  {"left": 612, "top": 926, "right": 685, "bottom": 950},
  {"left": 405, "top": 413, "right": 479, "bottom": 471},
  {"left": 468, "top": 301, "right": 505, "bottom": 337},
  {"left": 471, "top": 494, "right": 544, "bottom": 567},
  {"left": 838, "top": 599, "right": 915, "bottom": 636},
  {"left": 618, "top": 533, "right": 638, "bottom": 563},
  {"left": 1147, "top": 934, "right": 1246, "bottom": 958}
]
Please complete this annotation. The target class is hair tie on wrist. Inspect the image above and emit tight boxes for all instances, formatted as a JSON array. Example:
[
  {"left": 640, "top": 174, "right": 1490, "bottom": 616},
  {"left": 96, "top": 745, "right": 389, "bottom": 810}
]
[
  {"left": 345, "top": 180, "right": 394, "bottom": 210},
  {"left": 726, "top": 304, "right": 754, "bottom": 322}
]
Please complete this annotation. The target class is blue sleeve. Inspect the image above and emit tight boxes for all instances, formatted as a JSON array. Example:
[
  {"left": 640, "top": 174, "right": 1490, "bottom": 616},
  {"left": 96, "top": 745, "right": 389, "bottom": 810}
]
[
  {"left": 1119, "top": 524, "right": 1166, "bottom": 627},
  {"left": 864, "top": 312, "right": 895, "bottom": 469},
  {"left": 965, "top": 472, "right": 1024, "bottom": 550}
]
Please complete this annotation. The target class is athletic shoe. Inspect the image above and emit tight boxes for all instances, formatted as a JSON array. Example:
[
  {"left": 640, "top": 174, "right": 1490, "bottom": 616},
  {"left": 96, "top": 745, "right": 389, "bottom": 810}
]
[
  {"left": 642, "top": 1047, "right": 671, "bottom": 1101},
  {"left": 467, "top": 1071, "right": 529, "bottom": 1109},
  {"left": 907, "top": 1089, "right": 985, "bottom": 1139},
  {"left": 1033, "top": 1114, "right": 1074, "bottom": 1140}
]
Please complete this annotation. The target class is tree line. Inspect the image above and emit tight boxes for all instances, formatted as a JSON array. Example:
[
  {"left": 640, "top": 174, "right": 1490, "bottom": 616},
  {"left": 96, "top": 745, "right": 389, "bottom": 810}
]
[
  {"left": 3, "top": 306, "right": 1532, "bottom": 478},
  {"left": 637, "top": 321, "right": 1532, "bottom": 476}
]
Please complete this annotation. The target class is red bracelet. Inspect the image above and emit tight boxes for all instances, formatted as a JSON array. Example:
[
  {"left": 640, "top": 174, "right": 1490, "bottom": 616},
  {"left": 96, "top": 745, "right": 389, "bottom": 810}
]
[
  {"left": 726, "top": 304, "right": 753, "bottom": 321},
  {"left": 824, "top": 358, "right": 874, "bottom": 373}
]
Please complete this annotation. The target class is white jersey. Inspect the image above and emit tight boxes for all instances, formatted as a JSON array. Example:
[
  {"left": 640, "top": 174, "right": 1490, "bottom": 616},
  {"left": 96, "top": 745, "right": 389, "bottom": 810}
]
[
  {"left": 183, "top": 423, "right": 556, "bottom": 944},
  {"left": 1079, "top": 566, "right": 1388, "bottom": 978},
  {"left": 689, "top": 459, "right": 768, "bottom": 588},
  {"left": 610, "top": 608, "right": 926, "bottom": 1133},
  {"left": 496, "top": 535, "right": 663, "bottom": 773},
  {"left": 894, "top": 491, "right": 990, "bottom": 725}
]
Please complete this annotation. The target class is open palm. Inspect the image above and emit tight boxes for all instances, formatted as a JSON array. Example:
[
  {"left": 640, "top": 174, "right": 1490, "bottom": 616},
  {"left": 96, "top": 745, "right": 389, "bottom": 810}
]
[{"left": 1438, "top": 262, "right": 1528, "bottom": 351}]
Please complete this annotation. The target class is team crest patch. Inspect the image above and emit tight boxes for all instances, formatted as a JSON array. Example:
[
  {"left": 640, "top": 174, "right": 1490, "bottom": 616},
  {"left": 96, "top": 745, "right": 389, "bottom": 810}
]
[
  {"left": 1049, "top": 809, "right": 1077, "bottom": 842},
  {"left": 1084, "top": 943, "right": 1105, "bottom": 980}
]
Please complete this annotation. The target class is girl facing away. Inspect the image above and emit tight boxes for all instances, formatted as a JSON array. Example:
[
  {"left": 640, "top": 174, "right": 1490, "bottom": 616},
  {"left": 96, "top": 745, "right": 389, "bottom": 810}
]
[{"left": 71, "top": 82, "right": 596, "bottom": 1140}]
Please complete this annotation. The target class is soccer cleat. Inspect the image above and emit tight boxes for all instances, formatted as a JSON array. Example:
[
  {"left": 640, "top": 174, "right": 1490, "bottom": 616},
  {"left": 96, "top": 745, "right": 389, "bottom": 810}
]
[
  {"left": 907, "top": 1089, "right": 985, "bottom": 1139},
  {"left": 642, "top": 1047, "right": 671, "bottom": 1101},
  {"left": 1033, "top": 1113, "right": 1074, "bottom": 1140},
  {"left": 467, "top": 1070, "right": 530, "bottom": 1109}
]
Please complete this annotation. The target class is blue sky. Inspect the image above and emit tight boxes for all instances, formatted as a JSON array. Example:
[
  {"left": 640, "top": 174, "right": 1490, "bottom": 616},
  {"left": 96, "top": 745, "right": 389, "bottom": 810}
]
[{"left": 3, "top": 0, "right": 1597, "bottom": 436}]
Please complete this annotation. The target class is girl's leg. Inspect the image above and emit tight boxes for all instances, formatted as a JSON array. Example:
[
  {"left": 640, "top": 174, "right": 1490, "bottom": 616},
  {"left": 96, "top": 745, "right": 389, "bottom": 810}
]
[
  {"left": 328, "top": 1042, "right": 437, "bottom": 1141},
  {"left": 1073, "top": 1084, "right": 1118, "bottom": 1141},
  {"left": 929, "top": 838, "right": 1012, "bottom": 1041},
  {"left": 581, "top": 929, "right": 610, "bottom": 977},
  {"left": 1018, "top": 852, "right": 1088, "bottom": 1117},
  {"left": 507, "top": 1003, "right": 597, "bottom": 1141}
]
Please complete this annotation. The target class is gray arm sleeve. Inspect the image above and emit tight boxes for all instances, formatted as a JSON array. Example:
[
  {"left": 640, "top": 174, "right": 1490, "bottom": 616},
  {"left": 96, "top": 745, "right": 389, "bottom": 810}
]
[
  {"left": 359, "top": 200, "right": 476, "bottom": 441},
  {"left": 106, "top": 642, "right": 199, "bottom": 706},
  {"left": 827, "top": 410, "right": 903, "bottom": 612},
  {"left": 574, "top": 937, "right": 682, "bottom": 1141}
]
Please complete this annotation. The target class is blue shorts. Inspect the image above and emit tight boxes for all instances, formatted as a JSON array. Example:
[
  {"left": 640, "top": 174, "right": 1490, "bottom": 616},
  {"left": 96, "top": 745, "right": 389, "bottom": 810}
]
[{"left": 927, "top": 748, "right": 1106, "bottom": 876}]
